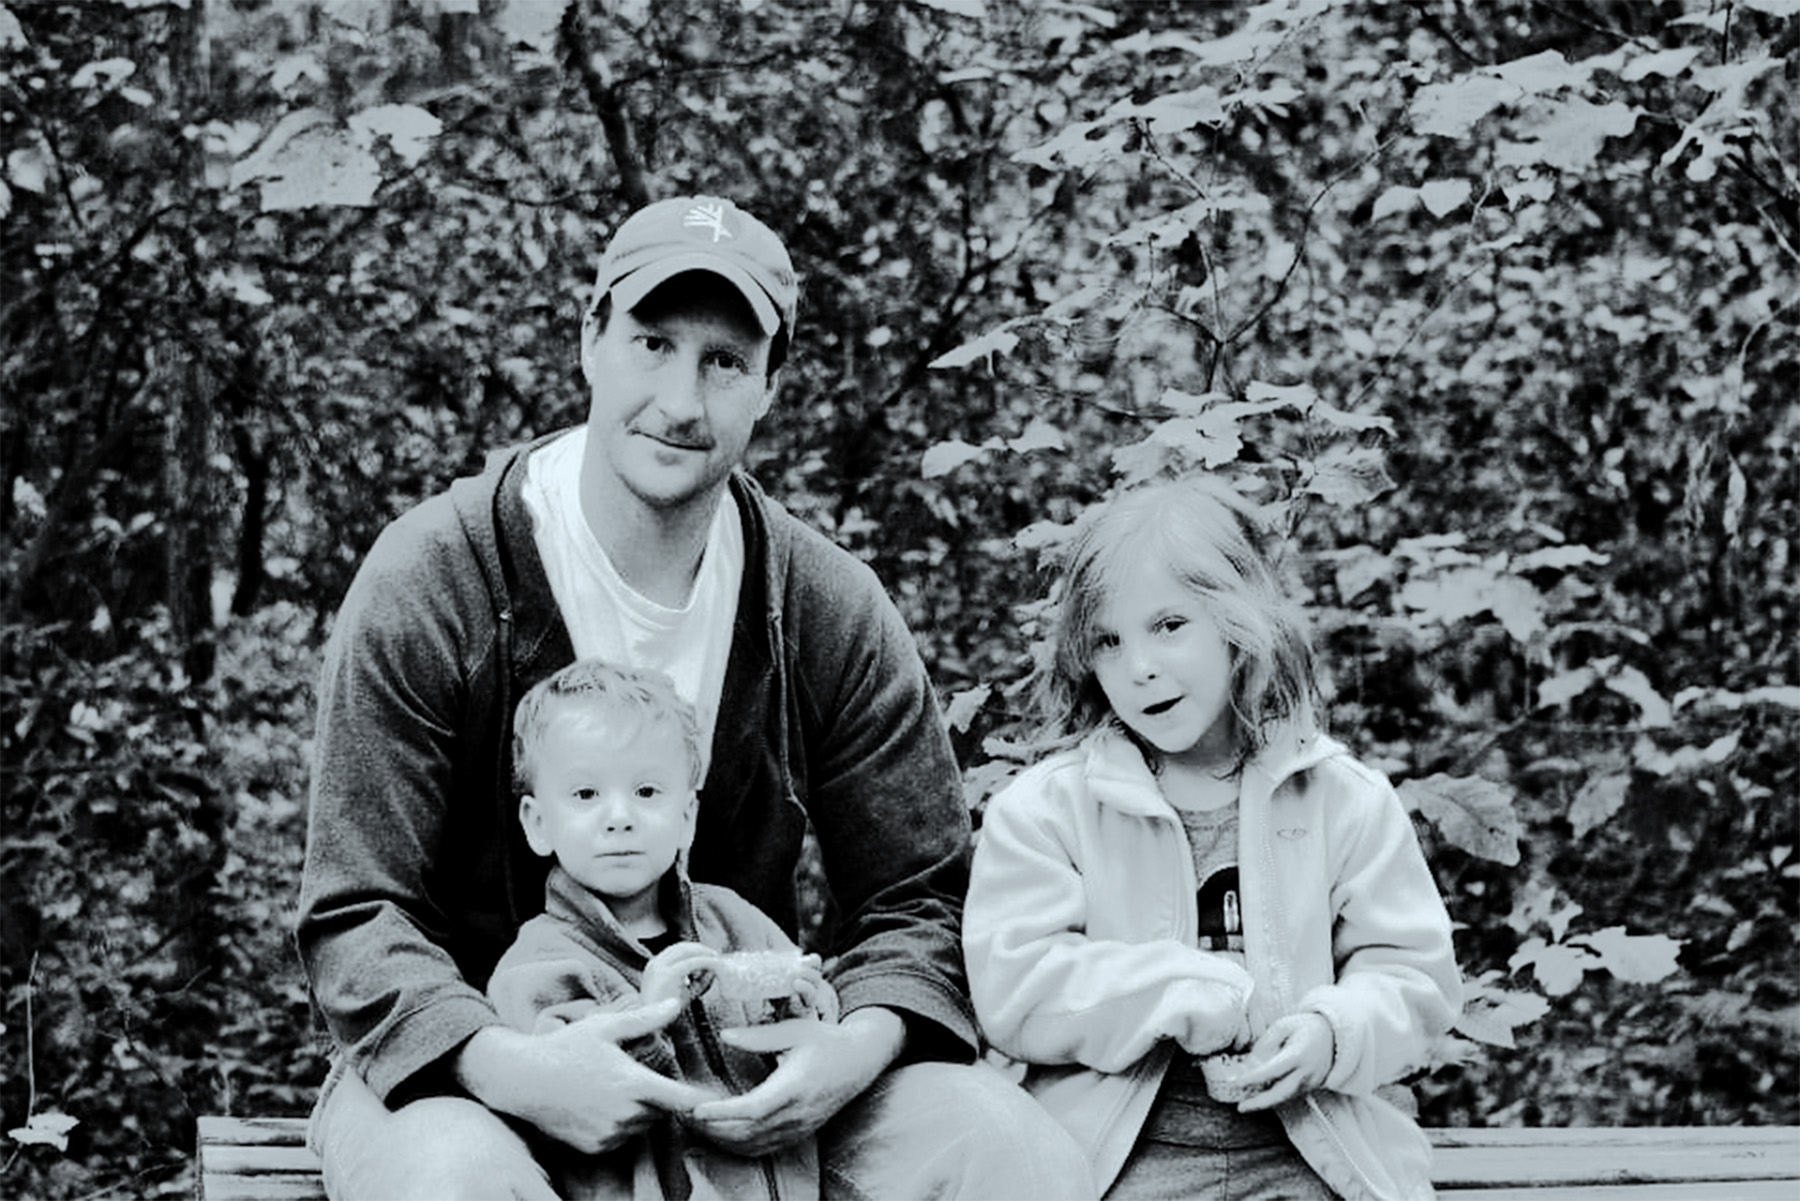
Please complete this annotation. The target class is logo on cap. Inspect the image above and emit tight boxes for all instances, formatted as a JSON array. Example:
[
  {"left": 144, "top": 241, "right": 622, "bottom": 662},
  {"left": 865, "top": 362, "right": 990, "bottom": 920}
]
[{"left": 683, "top": 202, "right": 733, "bottom": 243}]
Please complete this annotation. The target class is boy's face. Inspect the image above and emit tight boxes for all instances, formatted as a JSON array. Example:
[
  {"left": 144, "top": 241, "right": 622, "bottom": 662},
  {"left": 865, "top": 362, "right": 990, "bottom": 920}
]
[{"left": 520, "top": 714, "right": 698, "bottom": 929}]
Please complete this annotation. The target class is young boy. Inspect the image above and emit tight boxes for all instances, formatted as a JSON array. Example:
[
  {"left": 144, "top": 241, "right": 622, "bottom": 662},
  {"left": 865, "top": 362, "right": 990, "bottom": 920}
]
[{"left": 487, "top": 659, "right": 834, "bottom": 1201}]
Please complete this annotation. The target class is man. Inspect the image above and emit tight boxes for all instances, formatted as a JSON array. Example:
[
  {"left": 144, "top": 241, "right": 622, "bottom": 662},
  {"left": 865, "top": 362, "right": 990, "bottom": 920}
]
[{"left": 296, "top": 195, "right": 1094, "bottom": 1199}]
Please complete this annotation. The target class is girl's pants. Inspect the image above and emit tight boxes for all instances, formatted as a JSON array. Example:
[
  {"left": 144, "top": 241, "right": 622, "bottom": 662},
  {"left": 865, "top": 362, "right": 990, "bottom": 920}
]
[
  {"left": 309, "top": 1055, "right": 1097, "bottom": 1201},
  {"left": 1105, "top": 1068, "right": 1337, "bottom": 1201}
]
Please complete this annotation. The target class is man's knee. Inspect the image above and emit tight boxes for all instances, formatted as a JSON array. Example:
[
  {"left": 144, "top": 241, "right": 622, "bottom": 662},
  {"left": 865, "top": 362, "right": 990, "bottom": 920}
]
[
  {"left": 315, "top": 1073, "right": 553, "bottom": 1201},
  {"left": 821, "top": 1060, "right": 1096, "bottom": 1200}
]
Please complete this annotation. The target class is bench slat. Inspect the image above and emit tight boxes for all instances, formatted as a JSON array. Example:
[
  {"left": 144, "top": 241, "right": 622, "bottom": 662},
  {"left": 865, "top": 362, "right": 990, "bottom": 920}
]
[
  {"left": 1433, "top": 1140, "right": 1800, "bottom": 1187},
  {"left": 1444, "top": 1185, "right": 1800, "bottom": 1201},
  {"left": 194, "top": 1116, "right": 1800, "bottom": 1201}
]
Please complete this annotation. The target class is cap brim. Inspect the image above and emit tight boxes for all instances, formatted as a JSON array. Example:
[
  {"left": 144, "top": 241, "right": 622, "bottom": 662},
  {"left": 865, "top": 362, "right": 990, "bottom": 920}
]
[{"left": 607, "top": 255, "right": 782, "bottom": 337}]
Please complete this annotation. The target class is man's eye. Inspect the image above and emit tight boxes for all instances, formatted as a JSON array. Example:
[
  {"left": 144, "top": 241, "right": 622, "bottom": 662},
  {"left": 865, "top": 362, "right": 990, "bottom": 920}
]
[{"left": 706, "top": 349, "right": 749, "bottom": 373}]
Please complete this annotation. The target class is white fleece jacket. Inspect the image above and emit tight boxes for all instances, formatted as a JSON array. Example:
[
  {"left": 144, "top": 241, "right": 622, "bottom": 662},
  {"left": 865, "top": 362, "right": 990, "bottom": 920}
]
[{"left": 965, "top": 725, "right": 1461, "bottom": 1200}]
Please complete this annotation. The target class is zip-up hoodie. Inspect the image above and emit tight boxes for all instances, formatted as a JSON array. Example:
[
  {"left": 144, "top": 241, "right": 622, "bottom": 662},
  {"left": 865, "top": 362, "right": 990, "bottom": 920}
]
[
  {"left": 488, "top": 866, "right": 818, "bottom": 1201},
  {"left": 296, "top": 433, "right": 977, "bottom": 1105},
  {"left": 965, "top": 725, "right": 1461, "bottom": 1200}
]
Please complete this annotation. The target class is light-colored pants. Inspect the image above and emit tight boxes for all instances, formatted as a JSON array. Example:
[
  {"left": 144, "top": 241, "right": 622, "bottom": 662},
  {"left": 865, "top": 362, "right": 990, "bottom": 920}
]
[{"left": 309, "top": 1056, "right": 1098, "bottom": 1201}]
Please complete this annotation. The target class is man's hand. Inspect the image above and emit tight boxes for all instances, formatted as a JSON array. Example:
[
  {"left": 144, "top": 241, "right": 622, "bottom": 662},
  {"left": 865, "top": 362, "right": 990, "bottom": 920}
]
[
  {"left": 455, "top": 1001, "right": 720, "bottom": 1152},
  {"left": 1235, "top": 1012, "right": 1334, "bottom": 1112},
  {"left": 685, "top": 1005, "right": 905, "bottom": 1156}
]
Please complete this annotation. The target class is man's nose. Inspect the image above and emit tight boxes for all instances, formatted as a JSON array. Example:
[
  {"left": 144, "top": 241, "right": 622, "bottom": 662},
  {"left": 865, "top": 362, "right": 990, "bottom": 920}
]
[{"left": 655, "top": 357, "right": 706, "bottom": 420}]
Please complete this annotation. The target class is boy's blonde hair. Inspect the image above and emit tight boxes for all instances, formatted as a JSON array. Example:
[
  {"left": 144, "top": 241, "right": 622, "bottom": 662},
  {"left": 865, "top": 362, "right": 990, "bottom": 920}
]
[
  {"left": 1033, "top": 474, "right": 1318, "bottom": 765},
  {"left": 512, "top": 660, "right": 705, "bottom": 794}
]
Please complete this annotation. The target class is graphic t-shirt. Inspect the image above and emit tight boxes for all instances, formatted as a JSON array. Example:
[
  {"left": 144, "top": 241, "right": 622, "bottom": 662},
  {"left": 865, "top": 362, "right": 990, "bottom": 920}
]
[{"left": 1180, "top": 803, "right": 1244, "bottom": 961}]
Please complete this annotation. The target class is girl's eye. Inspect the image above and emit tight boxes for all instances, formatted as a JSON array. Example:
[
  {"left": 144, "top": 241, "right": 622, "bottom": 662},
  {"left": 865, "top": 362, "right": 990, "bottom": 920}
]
[
  {"left": 1091, "top": 631, "right": 1120, "bottom": 656},
  {"left": 1156, "top": 616, "right": 1188, "bottom": 635}
]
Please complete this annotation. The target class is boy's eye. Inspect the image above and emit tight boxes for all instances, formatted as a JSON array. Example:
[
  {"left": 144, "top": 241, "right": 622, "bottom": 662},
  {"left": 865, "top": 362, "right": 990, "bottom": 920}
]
[
  {"left": 634, "top": 784, "right": 661, "bottom": 800},
  {"left": 573, "top": 787, "right": 599, "bottom": 802}
]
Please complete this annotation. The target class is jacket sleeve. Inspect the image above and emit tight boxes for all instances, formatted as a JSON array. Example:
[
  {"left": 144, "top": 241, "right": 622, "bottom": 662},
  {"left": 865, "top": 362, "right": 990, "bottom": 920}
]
[
  {"left": 487, "top": 919, "right": 633, "bottom": 1032},
  {"left": 487, "top": 919, "right": 683, "bottom": 1077},
  {"left": 1300, "top": 769, "right": 1463, "bottom": 1095},
  {"left": 964, "top": 777, "right": 1255, "bottom": 1073},
  {"left": 790, "top": 549, "right": 981, "bottom": 1055},
  {"left": 294, "top": 501, "right": 504, "bottom": 1103}
]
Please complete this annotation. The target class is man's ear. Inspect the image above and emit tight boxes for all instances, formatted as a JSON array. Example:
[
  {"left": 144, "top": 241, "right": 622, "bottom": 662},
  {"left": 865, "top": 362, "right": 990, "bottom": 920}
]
[
  {"left": 754, "top": 370, "right": 780, "bottom": 420},
  {"left": 519, "top": 795, "right": 554, "bottom": 858},
  {"left": 579, "top": 313, "right": 600, "bottom": 387}
]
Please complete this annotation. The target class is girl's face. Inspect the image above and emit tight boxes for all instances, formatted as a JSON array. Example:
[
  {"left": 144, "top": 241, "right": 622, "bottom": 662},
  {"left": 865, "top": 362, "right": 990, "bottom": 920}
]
[{"left": 1090, "top": 556, "right": 1236, "bottom": 770}]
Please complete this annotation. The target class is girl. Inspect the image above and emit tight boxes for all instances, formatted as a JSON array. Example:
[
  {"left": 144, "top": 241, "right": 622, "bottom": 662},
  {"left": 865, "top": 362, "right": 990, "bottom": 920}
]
[{"left": 964, "top": 475, "right": 1461, "bottom": 1201}]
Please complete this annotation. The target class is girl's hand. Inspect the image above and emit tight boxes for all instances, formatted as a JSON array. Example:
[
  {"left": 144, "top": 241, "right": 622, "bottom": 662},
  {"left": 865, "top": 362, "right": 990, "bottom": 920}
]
[{"left": 1234, "top": 1012, "right": 1334, "bottom": 1112}]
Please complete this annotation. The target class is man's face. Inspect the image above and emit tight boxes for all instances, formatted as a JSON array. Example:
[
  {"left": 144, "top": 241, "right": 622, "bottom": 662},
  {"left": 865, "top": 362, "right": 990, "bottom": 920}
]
[{"left": 581, "top": 274, "right": 777, "bottom": 515}]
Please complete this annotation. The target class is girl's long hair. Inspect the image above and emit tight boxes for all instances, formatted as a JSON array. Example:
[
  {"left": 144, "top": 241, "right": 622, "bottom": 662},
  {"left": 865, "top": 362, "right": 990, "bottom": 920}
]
[{"left": 1030, "top": 474, "right": 1319, "bottom": 767}]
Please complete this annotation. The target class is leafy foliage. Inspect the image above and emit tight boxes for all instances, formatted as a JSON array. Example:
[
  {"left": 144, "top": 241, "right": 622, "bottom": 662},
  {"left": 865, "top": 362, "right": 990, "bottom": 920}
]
[{"left": 1, "top": 0, "right": 1794, "bottom": 1195}]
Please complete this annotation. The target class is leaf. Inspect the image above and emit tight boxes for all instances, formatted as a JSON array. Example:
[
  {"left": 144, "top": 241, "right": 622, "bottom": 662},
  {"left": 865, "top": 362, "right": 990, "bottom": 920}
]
[
  {"left": 1509, "top": 937, "right": 1593, "bottom": 996},
  {"left": 1372, "top": 185, "right": 1418, "bottom": 221},
  {"left": 1568, "top": 770, "right": 1630, "bottom": 839},
  {"left": 1410, "top": 74, "right": 1522, "bottom": 138},
  {"left": 349, "top": 104, "right": 443, "bottom": 166},
  {"left": 1418, "top": 178, "right": 1471, "bottom": 217},
  {"left": 8, "top": 1111, "right": 78, "bottom": 1152},
  {"left": 0, "top": 8, "right": 25, "bottom": 50},
  {"left": 1455, "top": 981, "right": 1551, "bottom": 1048},
  {"left": 928, "top": 326, "right": 1019, "bottom": 370},
  {"left": 495, "top": 0, "right": 569, "bottom": 52},
  {"left": 1621, "top": 47, "right": 1701, "bottom": 82},
  {"left": 1400, "top": 773, "right": 1522, "bottom": 865},
  {"left": 1514, "top": 545, "right": 1609, "bottom": 572},
  {"left": 1537, "top": 664, "right": 1598, "bottom": 708},
  {"left": 1603, "top": 664, "right": 1672, "bottom": 728},
  {"left": 1491, "top": 49, "right": 1584, "bottom": 95},
  {"left": 1485, "top": 574, "right": 1546, "bottom": 643},
  {"left": 1577, "top": 927, "right": 1684, "bottom": 985},
  {"left": 944, "top": 684, "right": 991, "bottom": 734},
  {"left": 1510, "top": 99, "right": 1639, "bottom": 174},
  {"left": 921, "top": 438, "right": 999, "bottom": 479},
  {"left": 1302, "top": 445, "right": 1396, "bottom": 508},
  {"left": 1006, "top": 418, "right": 1066, "bottom": 455},
  {"left": 71, "top": 57, "right": 136, "bottom": 91}
]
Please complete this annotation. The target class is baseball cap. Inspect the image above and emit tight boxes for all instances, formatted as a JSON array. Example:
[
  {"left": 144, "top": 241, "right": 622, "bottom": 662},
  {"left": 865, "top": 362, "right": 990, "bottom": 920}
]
[{"left": 592, "top": 195, "right": 797, "bottom": 338}]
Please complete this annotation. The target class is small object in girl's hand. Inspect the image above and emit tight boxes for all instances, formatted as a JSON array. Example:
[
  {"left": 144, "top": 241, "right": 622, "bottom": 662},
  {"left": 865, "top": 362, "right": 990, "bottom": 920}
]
[{"left": 1200, "top": 1051, "right": 1258, "bottom": 1104}]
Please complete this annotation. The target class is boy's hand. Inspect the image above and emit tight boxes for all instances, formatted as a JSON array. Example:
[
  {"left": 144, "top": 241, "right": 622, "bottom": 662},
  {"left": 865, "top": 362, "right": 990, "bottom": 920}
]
[
  {"left": 1235, "top": 1012, "right": 1334, "bottom": 1112},
  {"left": 787, "top": 953, "right": 839, "bottom": 1023},
  {"left": 686, "top": 1005, "right": 903, "bottom": 1155},
  {"left": 640, "top": 941, "right": 725, "bottom": 1008}
]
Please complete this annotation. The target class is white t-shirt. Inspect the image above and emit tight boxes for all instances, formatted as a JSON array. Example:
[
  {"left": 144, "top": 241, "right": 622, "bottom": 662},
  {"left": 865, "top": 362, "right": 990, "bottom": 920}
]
[{"left": 521, "top": 429, "right": 743, "bottom": 773}]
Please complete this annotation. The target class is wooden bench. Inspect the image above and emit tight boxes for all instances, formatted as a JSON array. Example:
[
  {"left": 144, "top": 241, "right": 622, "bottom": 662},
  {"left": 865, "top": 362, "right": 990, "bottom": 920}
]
[{"left": 196, "top": 1115, "right": 1800, "bottom": 1199}]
